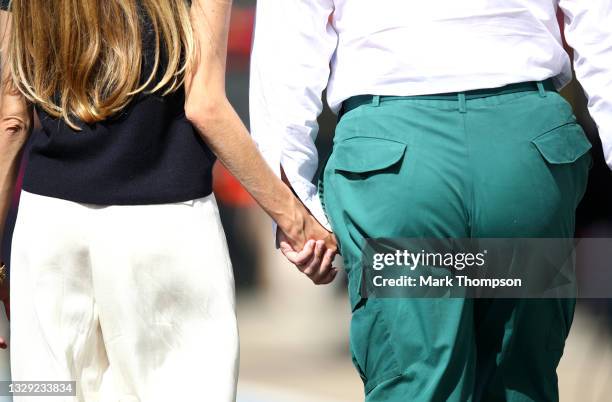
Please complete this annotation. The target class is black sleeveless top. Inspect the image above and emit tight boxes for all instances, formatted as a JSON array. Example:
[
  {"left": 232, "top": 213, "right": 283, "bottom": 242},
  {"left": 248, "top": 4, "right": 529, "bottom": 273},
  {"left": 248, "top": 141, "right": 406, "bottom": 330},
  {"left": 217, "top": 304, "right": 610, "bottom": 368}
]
[{"left": 1, "top": 0, "right": 215, "bottom": 205}]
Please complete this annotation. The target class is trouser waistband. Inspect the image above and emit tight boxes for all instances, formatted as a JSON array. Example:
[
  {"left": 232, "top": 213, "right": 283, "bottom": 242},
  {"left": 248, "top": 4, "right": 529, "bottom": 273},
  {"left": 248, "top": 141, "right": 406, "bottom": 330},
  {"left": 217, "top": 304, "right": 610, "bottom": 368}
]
[{"left": 341, "top": 79, "right": 557, "bottom": 115}]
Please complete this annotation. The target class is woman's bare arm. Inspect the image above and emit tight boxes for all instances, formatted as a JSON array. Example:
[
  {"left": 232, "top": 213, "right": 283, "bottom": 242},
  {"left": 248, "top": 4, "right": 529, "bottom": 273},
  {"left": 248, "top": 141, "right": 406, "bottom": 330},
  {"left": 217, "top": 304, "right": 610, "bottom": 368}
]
[
  {"left": 183, "top": 0, "right": 337, "bottom": 282},
  {"left": 0, "top": 9, "right": 33, "bottom": 348}
]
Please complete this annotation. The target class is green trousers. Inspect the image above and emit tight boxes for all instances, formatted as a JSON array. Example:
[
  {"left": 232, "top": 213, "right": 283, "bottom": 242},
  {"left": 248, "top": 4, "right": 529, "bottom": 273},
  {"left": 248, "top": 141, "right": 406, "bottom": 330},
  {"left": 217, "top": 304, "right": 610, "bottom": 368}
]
[{"left": 319, "top": 81, "right": 592, "bottom": 402}]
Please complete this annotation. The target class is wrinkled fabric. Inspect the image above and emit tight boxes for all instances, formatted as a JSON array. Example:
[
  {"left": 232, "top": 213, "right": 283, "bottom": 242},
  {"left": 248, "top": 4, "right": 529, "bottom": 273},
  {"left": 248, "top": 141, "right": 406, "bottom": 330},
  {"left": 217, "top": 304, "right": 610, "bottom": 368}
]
[{"left": 9, "top": 191, "right": 238, "bottom": 402}]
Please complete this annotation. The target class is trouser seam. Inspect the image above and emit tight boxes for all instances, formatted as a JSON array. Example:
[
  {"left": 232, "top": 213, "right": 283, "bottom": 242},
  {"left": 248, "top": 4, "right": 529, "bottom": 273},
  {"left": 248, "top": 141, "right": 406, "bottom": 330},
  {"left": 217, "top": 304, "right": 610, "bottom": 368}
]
[{"left": 462, "top": 111, "right": 474, "bottom": 237}]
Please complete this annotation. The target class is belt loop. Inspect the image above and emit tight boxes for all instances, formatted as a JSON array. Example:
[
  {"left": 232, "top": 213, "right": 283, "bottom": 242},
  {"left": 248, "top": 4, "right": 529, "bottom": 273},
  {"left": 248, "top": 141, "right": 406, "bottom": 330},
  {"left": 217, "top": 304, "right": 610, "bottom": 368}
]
[
  {"left": 372, "top": 95, "right": 381, "bottom": 107},
  {"left": 536, "top": 81, "right": 547, "bottom": 98},
  {"left": 458, "top": 92, "right": 467, "bottom": 113}
]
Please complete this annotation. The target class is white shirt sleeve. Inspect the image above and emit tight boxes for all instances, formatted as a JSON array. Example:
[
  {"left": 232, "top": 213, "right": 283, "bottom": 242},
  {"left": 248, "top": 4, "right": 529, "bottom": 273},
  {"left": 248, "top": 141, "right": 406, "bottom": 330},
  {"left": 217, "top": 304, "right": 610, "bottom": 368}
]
[
  {"left": 249, "top": 0, "right": 338, "bottom": 232},
  {"left": 558, "top": 0, "right": 612, "bottom": 168}
]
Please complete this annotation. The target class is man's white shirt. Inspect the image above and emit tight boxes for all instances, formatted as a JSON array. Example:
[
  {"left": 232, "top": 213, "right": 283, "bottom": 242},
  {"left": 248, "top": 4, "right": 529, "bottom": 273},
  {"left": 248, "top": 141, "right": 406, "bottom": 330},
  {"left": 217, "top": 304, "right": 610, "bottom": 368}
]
[{"left": 249, "top": 0, "right": 612, "bottom": 230}]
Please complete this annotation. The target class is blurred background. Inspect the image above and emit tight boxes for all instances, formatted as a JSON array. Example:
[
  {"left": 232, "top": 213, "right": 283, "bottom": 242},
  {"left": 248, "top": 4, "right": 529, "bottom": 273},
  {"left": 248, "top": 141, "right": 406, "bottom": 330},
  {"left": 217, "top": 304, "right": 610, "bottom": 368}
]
[{"left": 1, "top": 2, "right": 612, "bottom": 401}]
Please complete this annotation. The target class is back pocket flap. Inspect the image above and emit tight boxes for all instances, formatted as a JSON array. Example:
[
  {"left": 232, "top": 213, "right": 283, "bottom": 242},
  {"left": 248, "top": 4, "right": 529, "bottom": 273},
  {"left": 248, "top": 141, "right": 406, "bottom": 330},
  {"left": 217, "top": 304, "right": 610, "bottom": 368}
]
[
  {"left": 334, "top": 137, "right": 407, "bottom": 173},
  {"left": 531, "top": 123, "right": 592, "bottom": 164}
]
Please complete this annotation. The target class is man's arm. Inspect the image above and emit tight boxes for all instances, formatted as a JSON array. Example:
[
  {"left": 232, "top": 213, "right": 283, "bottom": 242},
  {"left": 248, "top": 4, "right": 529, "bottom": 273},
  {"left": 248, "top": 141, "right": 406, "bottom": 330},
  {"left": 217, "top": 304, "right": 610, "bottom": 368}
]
[
  {"left": 249, "top": 0, "right": 338, "bottom": 231},
  {"left": 558, "top": 0, "right": 612, "bottom": 167}
]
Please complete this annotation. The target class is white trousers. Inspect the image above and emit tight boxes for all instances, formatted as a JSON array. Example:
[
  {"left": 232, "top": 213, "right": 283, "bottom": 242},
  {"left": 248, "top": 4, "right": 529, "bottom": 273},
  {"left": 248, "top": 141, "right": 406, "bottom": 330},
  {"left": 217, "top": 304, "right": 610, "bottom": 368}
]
[{"left": 9, "top": 191, "right": 239, "bottom": 402}]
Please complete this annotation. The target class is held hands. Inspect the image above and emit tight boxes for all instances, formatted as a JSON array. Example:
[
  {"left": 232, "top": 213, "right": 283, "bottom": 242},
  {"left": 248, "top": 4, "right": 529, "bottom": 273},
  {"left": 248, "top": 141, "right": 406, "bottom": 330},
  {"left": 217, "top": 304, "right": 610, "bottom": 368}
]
[{"left": 277, "top": 211, "right": 339, "bottom": 285}]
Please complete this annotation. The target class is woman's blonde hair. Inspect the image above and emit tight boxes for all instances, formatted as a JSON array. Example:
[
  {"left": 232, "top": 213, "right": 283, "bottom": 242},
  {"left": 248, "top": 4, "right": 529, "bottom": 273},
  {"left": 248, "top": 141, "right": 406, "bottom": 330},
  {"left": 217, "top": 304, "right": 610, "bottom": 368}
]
[{"left": 1, "top": 0, "right": 195, "bottom": 129}]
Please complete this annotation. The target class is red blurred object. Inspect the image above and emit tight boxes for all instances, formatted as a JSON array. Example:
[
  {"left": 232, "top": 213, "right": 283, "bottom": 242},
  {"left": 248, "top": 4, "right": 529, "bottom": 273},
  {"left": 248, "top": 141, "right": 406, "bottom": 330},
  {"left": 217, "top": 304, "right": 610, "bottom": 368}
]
[
  {"left": 213, "top": 163, "right": 255, "bottom": 207},
  {"left": 214, "top": 6, "right": 256, "bottom": 207},
  {"left": 228, "top": 7, "right": 255, "bottom": 57}
]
